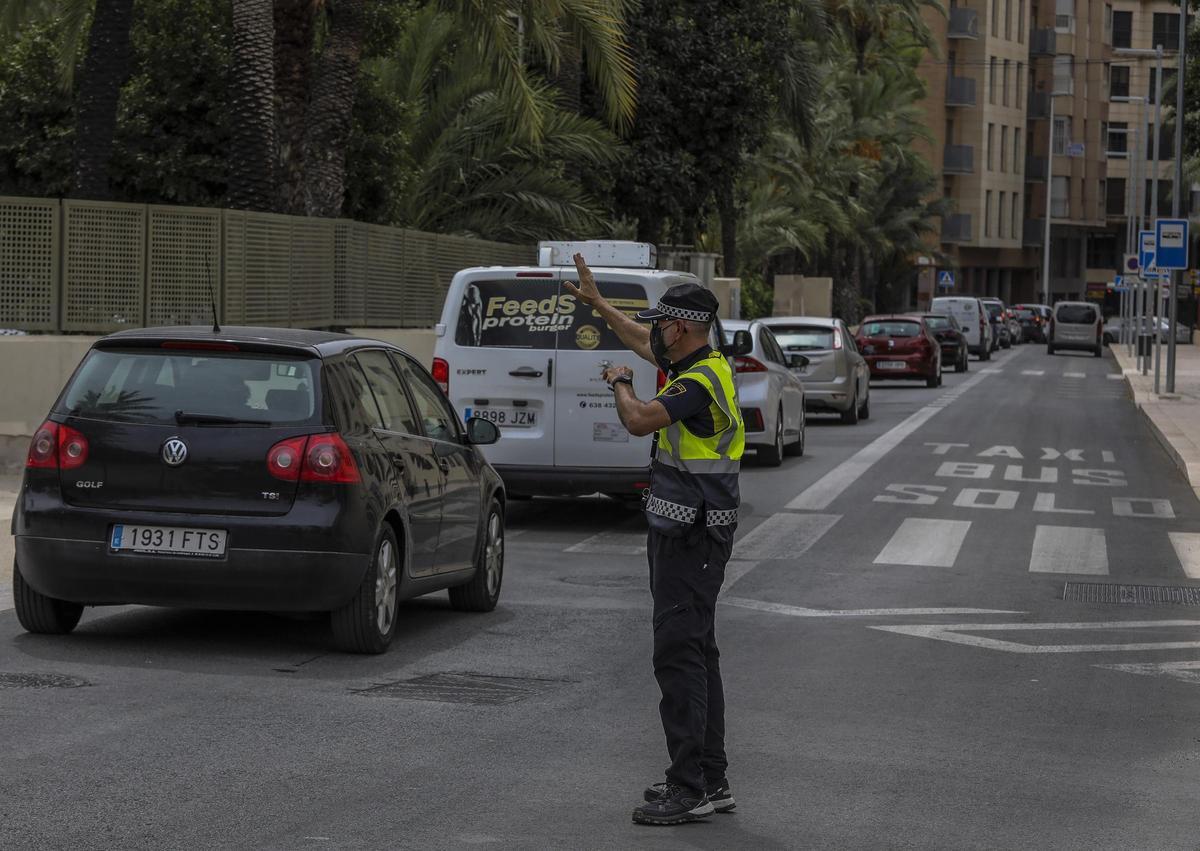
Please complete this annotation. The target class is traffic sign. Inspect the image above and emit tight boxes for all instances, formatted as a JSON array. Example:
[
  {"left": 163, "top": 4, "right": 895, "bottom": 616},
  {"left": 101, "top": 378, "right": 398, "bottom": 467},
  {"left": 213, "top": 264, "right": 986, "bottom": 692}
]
[
  {"left": 1067, "top": 142, "right": 1085, "bottom": 157},
  {"left": 937, "top": 270, "right": 955, "bottom": 290},
  {"left": 1155, "top": 218, "right": 1189, "bottom": 270},
  {"left": 1124, "top": 254, "right": 1139, "bottom": 274},
  {"left": 1114, "top": 275, "right": 1124, "bottom": 290},
  {"left": 1139, "top": 230, "right": 1157, "bottom": 274}
]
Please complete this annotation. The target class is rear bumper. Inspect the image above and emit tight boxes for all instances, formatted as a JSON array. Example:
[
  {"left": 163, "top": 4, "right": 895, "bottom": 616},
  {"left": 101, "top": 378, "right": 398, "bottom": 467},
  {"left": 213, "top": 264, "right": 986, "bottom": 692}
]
[
  {"left": 1051, "top": 339, "right": 1100, "bottom": 351},
  {"left": 494, "top": 464, "right": 650, "bottom": 497},
  {"left": 16, "top": 535, "right": 367, "bottom": 610},
  {"left": 864, "top": 357, "right": 935, "bottom": 379},
  {"left": 801, "top": 377, "right": 853, "bottom": 413}
]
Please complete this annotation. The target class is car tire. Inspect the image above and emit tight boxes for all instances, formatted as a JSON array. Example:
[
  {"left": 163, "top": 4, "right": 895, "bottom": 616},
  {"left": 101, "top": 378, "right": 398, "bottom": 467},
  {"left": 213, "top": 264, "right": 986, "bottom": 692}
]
[
  {"left": 1094, "top": 345, "right": 1103, "bottom": 358},
  {"left": 1001, "top": 337, "right": 1011, "bottom": 349},
  {"left": 757, "top": 408, "right": 785, "bottom": 467},
  {"left": 857, "top": 392, "right": 870, "bottom": 420},
  {"left": 980, "top": 346, "right": 991, "bottom": 362},
  {"left": 1103, "top": 333, "right": 1115, "bottom": 346},
  {"left": 1047, "top": 344, "right": 1056, "bottom": 355},
  {"left": 956, "top": 349, "right": 967, "bottom": 372},
  {"left": 13, "top": 560, "right": 84, "bottom": 635},
  {"left": 840, "top": 391, "right": 860, "bottom": 425},
  {"left": 785, "top": 412, "right": 806, "bottom": 457},
  {"left": 926, "top": 368, "right": 939, "bottom": 388},
  {"left": 449, "top": 500, "right": 504, "bottom": 613},
  {"left": 331, "top": 525, "right": 400, "bottom": 654}
]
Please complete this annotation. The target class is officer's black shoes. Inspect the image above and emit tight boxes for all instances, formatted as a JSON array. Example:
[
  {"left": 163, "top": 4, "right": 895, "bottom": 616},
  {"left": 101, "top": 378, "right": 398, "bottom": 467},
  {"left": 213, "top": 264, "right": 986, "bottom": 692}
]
[
  {"left": 644, "top": 779, "right": 736, "bottom": 813},
  {"left": 631, "top": 783, "right": 714, "bottom": 825}
]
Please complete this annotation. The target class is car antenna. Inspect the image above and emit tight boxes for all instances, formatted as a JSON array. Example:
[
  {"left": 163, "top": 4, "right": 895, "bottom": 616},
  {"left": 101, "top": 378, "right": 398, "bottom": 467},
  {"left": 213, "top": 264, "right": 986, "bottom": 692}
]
[{"left": 206, "top": 256, "right": 221, "bottom": 333}]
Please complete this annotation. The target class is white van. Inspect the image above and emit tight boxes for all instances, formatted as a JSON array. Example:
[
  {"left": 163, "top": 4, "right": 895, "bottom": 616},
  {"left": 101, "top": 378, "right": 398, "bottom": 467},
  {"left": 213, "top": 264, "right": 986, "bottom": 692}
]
[
  {"left": 1048, "top": 300, "right": 1102, "bottom": 357},
  {"left": 432, "top": 241, "right": 710, "bottom": 499},
  {"left": 931, "top": 296, "right": 992, "bottom": 360}
]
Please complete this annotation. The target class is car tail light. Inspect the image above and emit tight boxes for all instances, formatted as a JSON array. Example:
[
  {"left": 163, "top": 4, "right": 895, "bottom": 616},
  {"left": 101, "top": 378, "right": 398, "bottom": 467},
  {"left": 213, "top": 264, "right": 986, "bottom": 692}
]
[
  {"left": 656, "top": 369, "right": 667, "bottom": 392},
  {"left": 832, "top": 330, "right": 843, "bottom": 350},
  {"left": 26, "top": 421, "right": 88, "bottom": 470},
  {"left": 303, "top": 434, "right": 360, "bottom": 483},
  {"left": 432, "top": 357, "right": 449, "bottom": 395},
  {"left": 734, "top": 357, "right": 768, "bottom": 373},
  {"left": 161, "top": 341, "right": 239, "bottom": 352},
  {"left": 267, "top": 435, "right": 308, "bottom": 481}
]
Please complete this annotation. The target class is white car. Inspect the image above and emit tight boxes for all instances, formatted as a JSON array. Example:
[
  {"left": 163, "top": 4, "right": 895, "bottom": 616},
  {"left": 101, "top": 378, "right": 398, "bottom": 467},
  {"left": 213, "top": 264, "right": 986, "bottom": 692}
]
[
  {"left": 721, "top": 319, "right": 806, "bottom": 466},
  {"left": 431, "top": 240, "right": 732, "bottom": 500}
]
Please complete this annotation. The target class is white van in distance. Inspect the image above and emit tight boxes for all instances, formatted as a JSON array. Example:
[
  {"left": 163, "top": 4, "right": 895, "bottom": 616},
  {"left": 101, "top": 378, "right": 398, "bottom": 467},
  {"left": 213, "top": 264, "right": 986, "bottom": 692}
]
[{"left": 432, "top": 241, "right": 717, "bottom": 499}]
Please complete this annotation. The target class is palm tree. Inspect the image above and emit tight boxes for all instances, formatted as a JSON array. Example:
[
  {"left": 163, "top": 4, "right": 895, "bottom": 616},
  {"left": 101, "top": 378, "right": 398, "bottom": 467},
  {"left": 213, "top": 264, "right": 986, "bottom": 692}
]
[
  {"left": 228, "top": 0, "right": 277, "bottom": 211},
  {"left": 823, "top": 0, "right": 943, "bottom": 73}
]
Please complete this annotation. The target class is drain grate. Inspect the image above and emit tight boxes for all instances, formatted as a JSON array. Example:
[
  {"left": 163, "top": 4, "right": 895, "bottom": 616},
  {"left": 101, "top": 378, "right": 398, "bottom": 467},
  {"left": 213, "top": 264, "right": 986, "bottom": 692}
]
[
  {"left": 1063, "top": 582, "right": 1200, "bottom": 606},
  {"left": 0, "top": 672, "right": 92, "bottom": 689},
  {"left": 560, "top": 574, "right": 642, "bottom": 589},
  {"left": 352, "top": 673, "right": 570, "bottom": 706}
]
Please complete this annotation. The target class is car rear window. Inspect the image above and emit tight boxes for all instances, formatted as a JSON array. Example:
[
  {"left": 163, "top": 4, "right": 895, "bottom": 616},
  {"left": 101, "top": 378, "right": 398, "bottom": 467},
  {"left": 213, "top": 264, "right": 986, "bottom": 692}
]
[
  {"left": 862, "top": 320, "right": 921, "bottom": 338},
  {"left": 765, "top": 325, "right": 835, "bottom": 350},
  {"left": 1056, "top": 304, "right": 1098, "bottom": 324},
  {"left": 58, "top": 349, "right": 319, "bottom": 425},
  {"left": 453, "top": 278, "right": 649, "bottom": 350},
  {"left": 923, "top": 316, "right": 953, "bottom": 330},
  {"left": 1014, "top": 308, "right": 1035, "bottom": 319},
  {"left": 983, "top": 302, "right": 1003, "bottom": 319}
]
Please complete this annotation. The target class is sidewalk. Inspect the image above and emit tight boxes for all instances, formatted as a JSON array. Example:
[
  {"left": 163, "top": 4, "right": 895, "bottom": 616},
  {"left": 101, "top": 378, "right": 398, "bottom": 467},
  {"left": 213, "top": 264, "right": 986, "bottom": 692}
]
[{"left": 1111, "top": 340, "right": 1200, "bottom": 501}]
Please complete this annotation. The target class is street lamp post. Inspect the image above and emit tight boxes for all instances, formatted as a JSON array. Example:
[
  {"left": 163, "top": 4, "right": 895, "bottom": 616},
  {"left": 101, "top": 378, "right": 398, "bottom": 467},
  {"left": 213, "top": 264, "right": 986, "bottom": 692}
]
[
  {"left": 1168, "top": 0, "right": 1189, "bottom": 393},
  {"left": 1112, "top": 91, "right": 1150, "bottom": 370},
  {"left": 1042, "top": 94, "right": 1056, "bottom": 307}
]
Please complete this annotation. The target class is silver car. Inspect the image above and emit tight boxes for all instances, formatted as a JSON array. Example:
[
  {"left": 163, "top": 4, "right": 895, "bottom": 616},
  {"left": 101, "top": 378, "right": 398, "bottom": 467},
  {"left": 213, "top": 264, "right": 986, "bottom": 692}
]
[
  {"left": 760, "top": 316, "right": 870, "bottom": 424},
  {"left": 1048, "top": 301, "right": 1102, "bottom": 357},
  {"left": 722, "top": 320, "right": 806, "bottom": 466}
]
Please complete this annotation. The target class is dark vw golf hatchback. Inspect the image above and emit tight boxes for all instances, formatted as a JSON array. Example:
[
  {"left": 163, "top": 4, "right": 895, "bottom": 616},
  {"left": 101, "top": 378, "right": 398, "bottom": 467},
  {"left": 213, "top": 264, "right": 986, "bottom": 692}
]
[{"left": 12, "top": 326, "right": 506, "bottom": 653}]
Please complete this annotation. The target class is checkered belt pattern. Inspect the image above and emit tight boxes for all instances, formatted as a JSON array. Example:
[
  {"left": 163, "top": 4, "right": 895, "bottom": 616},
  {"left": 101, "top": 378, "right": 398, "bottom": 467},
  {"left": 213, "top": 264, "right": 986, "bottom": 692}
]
[
  {"left": 645, "top": 496, "right": 699, "bottom": 525},
  {"left": 706, "top": 508, "right": 738, "bottom": 526}
]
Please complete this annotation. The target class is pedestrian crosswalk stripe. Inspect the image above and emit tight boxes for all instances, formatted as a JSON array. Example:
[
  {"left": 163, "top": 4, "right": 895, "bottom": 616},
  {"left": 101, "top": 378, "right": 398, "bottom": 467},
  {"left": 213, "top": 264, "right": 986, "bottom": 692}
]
[
  {"left": 1029, "top": 525, "right": 1108, "bottom": 575},
  {"left": 1063, "top": 372, "right": 1086, "bottom": 378},
  {"left": 565, "top": 529, "right": 646, "bottom": 555},
  {"left": 874, "top": 518, "right": 971, "bottom": 568},
  {"left": 1168, "top": 533, "right": 1200, "bottom": 579},
  {"left": 1106, "top": 374, "right": 1124, "bottom": 380},
  {"left": 1021, "top": 370, "right": 1045, "bottom": 376},
  {"left": 736, "top": 512, "right": 840, "bottom": 560}
]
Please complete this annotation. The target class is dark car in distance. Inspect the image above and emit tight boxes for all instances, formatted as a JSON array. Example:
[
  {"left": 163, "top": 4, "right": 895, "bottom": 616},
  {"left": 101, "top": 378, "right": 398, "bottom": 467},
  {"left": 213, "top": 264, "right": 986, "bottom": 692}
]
[
  {"left": 918, "top": 313, "right": 969, "bottom": 373},
  {"left": 12, "top": 326, "right": 506, "bottom": 654},
  {"left": 855, "top": 315, "right": 943, "bottom": 387}
]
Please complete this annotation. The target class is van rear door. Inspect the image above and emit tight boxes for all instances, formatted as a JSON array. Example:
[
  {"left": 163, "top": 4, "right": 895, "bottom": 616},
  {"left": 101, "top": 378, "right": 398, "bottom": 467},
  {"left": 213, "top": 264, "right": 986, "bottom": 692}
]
[
  {"left": 933, "top": 298, "right": 980, "bottom": 347},
  {"left": 552, "top": 273, "right": 659, "bottom": 471},
  {"left": 441, "top": 271, "right": 562, "bottom": 467}
]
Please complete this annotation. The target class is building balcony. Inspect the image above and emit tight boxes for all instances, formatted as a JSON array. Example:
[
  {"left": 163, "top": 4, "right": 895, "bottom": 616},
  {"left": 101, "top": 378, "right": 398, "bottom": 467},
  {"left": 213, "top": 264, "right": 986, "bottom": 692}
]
[
  {"left": 1023, "top": 218, "right": 1045, "bottom": 246},
  {"left": 942, "top": 214, "right": 973, "bottom": 244},
  {"left": 1030, "top": 28, "right": 1056, "bottom": 56},
  {"left": 945, "top": 76, "right": 977, "bottom": 107},
  {"left": 1027, "top": 91, "right": 1050, "bottom": 120},
  {"left": 943, "top": 144, "right": 975, "bottom": 175},
  {"left": 948, "top": 7, "right": 980, "bottom": 38},
  {"left": 1025, "top": 155, "right": 1048, "bottom": 182}
]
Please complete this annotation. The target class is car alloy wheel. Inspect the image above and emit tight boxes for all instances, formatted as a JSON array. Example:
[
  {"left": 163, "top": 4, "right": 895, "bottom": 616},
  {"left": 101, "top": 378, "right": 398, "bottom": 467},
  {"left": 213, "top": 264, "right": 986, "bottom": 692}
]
[
  {"left": 484, "top": 511, "right": 503, "bottom": 598},
  {"left": 375, "top": 536, "right": 398, "bottom": 637}
]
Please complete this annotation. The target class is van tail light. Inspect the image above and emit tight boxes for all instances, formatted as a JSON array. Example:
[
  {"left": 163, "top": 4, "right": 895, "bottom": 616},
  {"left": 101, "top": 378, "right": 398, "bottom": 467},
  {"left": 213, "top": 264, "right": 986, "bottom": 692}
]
[
  {"left": 734, "top": 357, "right": 768, "bottom": 373},
  {"left": 431, "top": 358, "right": 450, "bottom": 396},
  {"left": 267, "top": 434, "right": 360, "bottom": 484},
  {"left": 26, "top": 421, "right": 88, "bottom": 470},
  {"left": 656, "top": 369, "right": 667, "bottom": 392}
]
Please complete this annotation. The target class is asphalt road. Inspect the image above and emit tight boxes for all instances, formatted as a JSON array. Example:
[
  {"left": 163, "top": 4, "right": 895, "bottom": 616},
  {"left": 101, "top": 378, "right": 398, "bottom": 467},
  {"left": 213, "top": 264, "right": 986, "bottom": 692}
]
[{"left": 5, "top": 343, "right": 1200, "bottom": 850}]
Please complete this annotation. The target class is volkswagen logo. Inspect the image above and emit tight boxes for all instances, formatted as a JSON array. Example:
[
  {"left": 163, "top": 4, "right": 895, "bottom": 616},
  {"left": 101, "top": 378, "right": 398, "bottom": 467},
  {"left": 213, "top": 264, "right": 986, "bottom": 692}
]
[{"left": 162, "top": 437, "right": 189, "bottom": 467}]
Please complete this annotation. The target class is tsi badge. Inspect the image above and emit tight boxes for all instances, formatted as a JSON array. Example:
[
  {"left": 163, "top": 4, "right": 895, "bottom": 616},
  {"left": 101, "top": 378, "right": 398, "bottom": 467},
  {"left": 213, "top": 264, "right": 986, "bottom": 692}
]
[{"left": 161, "top": 437, "right": 189, "bottom": 467}]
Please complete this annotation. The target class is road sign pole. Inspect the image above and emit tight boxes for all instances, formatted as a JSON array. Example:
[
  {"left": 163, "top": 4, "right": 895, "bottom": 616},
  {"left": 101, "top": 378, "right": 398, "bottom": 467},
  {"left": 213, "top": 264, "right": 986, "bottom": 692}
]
[
  {"left": 1167, "top": 1, "right": 1188, "bottom": 394},
  {"left": 1042, "top": 94, "right": 1055, "bottom": 308},
  {"left": 1154, "top": 281, "right": 1163, "bottom": 393}
]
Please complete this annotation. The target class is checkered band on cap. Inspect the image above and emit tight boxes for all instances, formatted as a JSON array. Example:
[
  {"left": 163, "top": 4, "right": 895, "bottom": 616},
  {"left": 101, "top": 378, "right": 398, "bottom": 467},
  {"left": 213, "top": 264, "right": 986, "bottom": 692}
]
[
  {"left": 706, "top": 508, "right": 738, "bottom": 527},
  {"left": 645, "top": 496, "right": 699, "bottom": 524},
  {"left": 655, "top": 301, "right": 713, "bottom": 322}
]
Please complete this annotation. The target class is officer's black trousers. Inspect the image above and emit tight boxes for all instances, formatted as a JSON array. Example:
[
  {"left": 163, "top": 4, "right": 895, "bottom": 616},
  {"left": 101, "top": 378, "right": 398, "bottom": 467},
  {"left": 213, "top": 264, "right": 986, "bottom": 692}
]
[{"left": 647, "top": 528, "right": 732, "bottom": 792}]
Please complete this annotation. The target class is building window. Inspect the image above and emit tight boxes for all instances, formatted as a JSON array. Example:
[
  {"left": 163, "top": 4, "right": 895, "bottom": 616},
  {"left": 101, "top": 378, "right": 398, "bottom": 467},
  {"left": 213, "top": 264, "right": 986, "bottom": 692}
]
[
  {"left": 1145, "top": 180, "right": 1174, "bottom": 217},
  {"left": 1012, "top": 193, "right": 1020, "bottom": 239},
  {"left": 1149, "top": 69, "right": 1177, "bottom": 105},
  {"left": 1106, "top": 178, "right": 1126, "bottom": 216},
  {"left": 1018, "top": 0, "right": 1025, "bottom": 42},
  {"left": 1055, "top": 0, "right": 1074, "bottom": 31},
  {"left": 999, "top": 192, "right": 1007, "bottom": 237},
  {"left": 1146, "top": 124, "right": 1175, "bottom": 161},
  {"left": 1052, "top": 116, "right": 1071, "bottom": 155},
  {"left": 1051, "top": 176, "right": 1069, "bottom": 218},
  {"left": 1002, "top": 59, "right": 1010, "bottom": 105},
  {"left": 1153, "top": 13, "right": 1181, "bottom": 50},
  {"left": 1000, "top": 126, "right": 1008, "bottom": 172},
  {"left": 1112, "top": 10, "right": 1132, "bottom": 48},
  {"left": 1016, "top": 63, "right": 1024, "bottom": 108},
  {"left": 1005, "top": 0, "right": 1013, "bottom": 39},
  {"left": 1110, "top": 65, "right": 1129, "bottom": 98},
  {"left": 1105, "top": 4, "right": 1113, "bottom": 44},
  {"left": 987, "top": 123, "right": 995, "bottom": 169},
  {"left": 990, "top": 56, "right": 998, "bottom": 103},
  {"left": 992, "top": 0, "right": 1000, "bottom": 36},
  {"left": 985, "top": 190, "right": 993, "bottom": 236},
  {"left": 1014, "top": 127, "right": 1022, "bottom": 172},
  {"left": 1053, "top": 55, "right": 1073, "bottom": 95},
  {"left": 1107, "top": 121, "right": 1127, "bottom": 156}
]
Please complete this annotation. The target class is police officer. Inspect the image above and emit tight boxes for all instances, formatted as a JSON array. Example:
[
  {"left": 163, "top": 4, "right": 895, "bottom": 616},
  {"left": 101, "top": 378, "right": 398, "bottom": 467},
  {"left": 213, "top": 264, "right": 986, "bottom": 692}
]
[{"left": 564, "top": 254, "right": 744, "bottom": 827}]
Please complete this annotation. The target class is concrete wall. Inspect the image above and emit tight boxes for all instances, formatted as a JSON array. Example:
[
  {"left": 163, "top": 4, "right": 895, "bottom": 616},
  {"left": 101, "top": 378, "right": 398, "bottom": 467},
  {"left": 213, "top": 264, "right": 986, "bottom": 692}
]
[{"left": 0, "top": 329, "right": 437, "bottom": 468}]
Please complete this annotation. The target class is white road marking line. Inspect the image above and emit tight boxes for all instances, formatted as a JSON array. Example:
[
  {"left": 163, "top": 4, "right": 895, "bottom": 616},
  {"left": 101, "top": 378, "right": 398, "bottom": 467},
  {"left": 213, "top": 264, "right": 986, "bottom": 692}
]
[
  {"left": 735, "top": 513, "right": 840, "bottom": 560},
  {"left": 721, "top": 597, "right": 1021, "bottom": 618},
  {"left": 1029, "top": 525, "right": 1108, "bottom": 575},
  {"left": 1106, "top": 373, "right": 1124, "bottom": 380},
  {"left": 564, "top": 529, "right": 646, "bottom": 555},
  {"left": 719, "top": 560, "right": 758, "bottom": 597},
  {"left": 1021, "top": 370, "right": 1045, "bottom": 376},
  {"left": 1101, "top": 450, "right": 1116, "bottom": 463},
  {"left": 1095, "top": 661, "right": 1200, "bottom": 685},
  {"left": 981, "top": 368, "right": 1003, "bottom": 374},
  {"left": 874, "top": 518, "right": 971, "bottom": 567},
  {"left": 1063, "top": 372, "right": 1086, "bottom": 378},
  {"left": 1169, "top": 533, "right": 1200, "bottom": 579},
  {"left": 873, "top": 620, "right": 1200, "bottom": 654},
  {"left": 786, "top": 369, "right": 994, "bottom": 511}
]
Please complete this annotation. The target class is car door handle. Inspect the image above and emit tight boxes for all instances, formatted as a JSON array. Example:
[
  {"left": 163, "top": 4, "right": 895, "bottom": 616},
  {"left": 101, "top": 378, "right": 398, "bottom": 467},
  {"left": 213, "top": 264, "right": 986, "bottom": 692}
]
[
  {"left": 509, "top": 367, "right": 543, "bottom": 378},
  {"left": 436, "top": 456, "right": 451, "bottom": 473}
]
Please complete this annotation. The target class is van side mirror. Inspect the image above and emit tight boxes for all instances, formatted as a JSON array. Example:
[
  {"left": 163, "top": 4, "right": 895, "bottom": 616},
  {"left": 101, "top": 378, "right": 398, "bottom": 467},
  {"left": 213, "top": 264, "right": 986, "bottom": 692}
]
[
  {"left": 785, "top": 353, "right": 809, "bottom": 370},
  {"left": 721, "top": 330, "right": 753, "bottom": 357},
  {"left": 465, "top": 416, "right": 500, "bottom": 445}
]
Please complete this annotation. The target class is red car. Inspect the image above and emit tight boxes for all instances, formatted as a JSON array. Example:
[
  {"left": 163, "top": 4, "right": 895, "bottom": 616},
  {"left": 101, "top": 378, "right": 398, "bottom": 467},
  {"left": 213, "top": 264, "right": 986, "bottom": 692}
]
[{"left": 855, "top": 314, "right": 943, "bottom": 387}]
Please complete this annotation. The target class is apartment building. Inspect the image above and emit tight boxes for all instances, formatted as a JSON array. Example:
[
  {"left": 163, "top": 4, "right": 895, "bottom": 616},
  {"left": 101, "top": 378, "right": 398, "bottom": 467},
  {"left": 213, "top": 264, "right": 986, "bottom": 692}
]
[{"left": 918, "top": 0, "right": 1115, "bottom": 305}]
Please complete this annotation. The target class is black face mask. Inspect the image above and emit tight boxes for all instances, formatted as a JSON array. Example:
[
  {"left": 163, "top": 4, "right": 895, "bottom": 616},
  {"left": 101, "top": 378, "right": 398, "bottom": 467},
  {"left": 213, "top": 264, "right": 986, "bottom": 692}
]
[{"left": 650, "top": 322, "right": 674, "bottom": 366}]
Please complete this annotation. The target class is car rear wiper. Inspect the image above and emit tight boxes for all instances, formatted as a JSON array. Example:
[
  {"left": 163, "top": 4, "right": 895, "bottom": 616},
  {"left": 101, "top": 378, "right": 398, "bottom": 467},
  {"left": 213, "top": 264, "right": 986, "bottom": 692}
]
[{"left": 174, "top": 410, "right": 272, "bottom": 426}]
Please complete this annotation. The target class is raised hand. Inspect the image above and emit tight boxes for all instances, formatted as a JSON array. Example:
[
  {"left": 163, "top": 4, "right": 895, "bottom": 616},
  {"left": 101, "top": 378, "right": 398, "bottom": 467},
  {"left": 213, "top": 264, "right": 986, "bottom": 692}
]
[{"left": 563, "top": 252, "right": 601, "bottom": 306}]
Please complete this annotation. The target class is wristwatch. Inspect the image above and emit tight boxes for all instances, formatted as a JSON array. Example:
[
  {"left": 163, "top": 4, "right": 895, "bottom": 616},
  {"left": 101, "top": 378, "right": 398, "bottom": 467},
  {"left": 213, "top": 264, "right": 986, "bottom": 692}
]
[{"left": 608, "top": 375, "right": 633, "bottom": 390}]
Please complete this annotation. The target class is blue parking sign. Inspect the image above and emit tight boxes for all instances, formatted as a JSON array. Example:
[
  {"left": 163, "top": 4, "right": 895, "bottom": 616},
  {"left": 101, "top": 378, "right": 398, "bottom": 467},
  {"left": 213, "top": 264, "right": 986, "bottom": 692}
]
[{"left": 1155, "top": 219, "right": 1189, "bottom": 270}]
